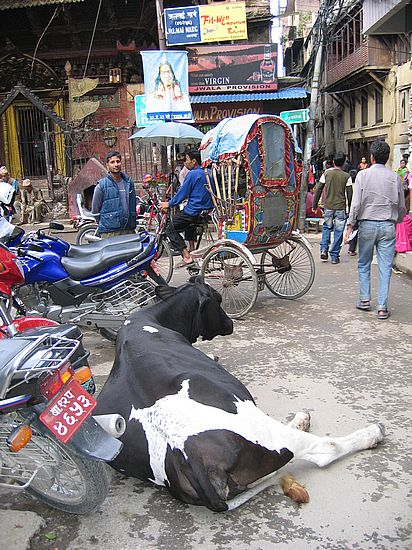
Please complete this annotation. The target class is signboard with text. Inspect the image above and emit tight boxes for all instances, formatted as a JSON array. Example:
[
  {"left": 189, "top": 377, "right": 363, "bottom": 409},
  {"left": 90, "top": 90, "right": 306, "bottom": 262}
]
[
  {"left": 188, "top": 44, "right": 278, "bottom": 93},
  {"left": 280, "top": 108, "right": 309, "bottom": 124},
  {"left": 134, "top": 95, "right": 166, "bottom": 127},
  {"left": 164, "top": 2, "right": 247, "bottom": 46},
  {"left": 193, "top": 102, "right": 263, "bottom": 124}
]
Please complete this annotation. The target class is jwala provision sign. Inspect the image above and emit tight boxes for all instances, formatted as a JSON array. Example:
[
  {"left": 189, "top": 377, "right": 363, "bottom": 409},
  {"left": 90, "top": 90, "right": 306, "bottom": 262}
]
[
  {"left": 188, "top": 44, "right": 278, "bottom": 92},
  {"left": 193, "top": 102, "right": 263, "bottom": 123}
]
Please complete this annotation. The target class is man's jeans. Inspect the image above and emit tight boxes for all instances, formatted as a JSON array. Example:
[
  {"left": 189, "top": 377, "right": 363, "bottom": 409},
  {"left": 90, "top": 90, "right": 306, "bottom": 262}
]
[
  {"left": 320, "top": 209, "right": 346, "bottom": 259},
  {"left": 358, "top": 220, "right": 396, "bottom": 310}
]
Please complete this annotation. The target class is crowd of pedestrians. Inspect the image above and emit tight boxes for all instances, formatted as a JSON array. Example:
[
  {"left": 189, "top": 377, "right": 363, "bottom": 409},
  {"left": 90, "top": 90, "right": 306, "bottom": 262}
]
[{"left": 309, "top": 139, "right": 410, "bottom": 321}]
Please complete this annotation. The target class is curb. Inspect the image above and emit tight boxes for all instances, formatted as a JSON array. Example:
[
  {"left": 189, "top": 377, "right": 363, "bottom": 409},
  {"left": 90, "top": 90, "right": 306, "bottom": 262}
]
[{"left": 394, "top": 251, "right": 412, "bottom": 278}]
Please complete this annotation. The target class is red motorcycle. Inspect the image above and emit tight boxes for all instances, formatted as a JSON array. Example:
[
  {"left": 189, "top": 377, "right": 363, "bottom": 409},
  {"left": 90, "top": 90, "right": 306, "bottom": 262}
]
[{"left": 0, "top": 242, "right": 125, "bottom": 514}]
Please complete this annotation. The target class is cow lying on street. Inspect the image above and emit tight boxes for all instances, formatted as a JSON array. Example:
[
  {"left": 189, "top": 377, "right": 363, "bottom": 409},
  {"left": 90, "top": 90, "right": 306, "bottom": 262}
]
[{"left": 96, "top": 277, "right": 385, "bottom": 512}]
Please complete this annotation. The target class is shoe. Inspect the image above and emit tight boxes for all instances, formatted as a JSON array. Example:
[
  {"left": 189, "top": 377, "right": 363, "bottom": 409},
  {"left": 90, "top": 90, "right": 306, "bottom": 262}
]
[
  {"left": 377, "top": 310, "right": 390, "bottom": 320},
  {"left": 356, "top": 300, "right": 371, "bottom": 311},
  {"left": 348, "top": 250, "right": 357, "bottom": 256},
  {"left": 331, "top": 257, "right": 340, "bottom": 264},
  {"left": 320, "top": 251, "right": 328, "bottom": 261}
]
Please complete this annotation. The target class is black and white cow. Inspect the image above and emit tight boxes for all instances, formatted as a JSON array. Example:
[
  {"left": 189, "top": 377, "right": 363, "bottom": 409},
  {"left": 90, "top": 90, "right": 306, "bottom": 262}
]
[{"left": 96, "top": 277, "right": 385, "bottom": 512}]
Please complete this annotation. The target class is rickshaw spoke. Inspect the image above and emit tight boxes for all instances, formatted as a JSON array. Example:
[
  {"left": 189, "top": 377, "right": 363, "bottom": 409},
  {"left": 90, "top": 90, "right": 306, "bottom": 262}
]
[
  {"left": 261, "top": 237, "right": 315, "bottom": 299},
  {"left": 200, "top": 246, "right": 258, "bottom": 318}
]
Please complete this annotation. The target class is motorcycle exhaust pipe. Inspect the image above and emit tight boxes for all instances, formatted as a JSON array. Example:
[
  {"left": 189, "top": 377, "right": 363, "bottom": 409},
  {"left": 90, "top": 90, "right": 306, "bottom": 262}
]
[
  {"left": 93, "top": 414, "right": 126, "bottom": 438},
  {"left": 85, "top": 234, "right": 102, "bottom": 243}
]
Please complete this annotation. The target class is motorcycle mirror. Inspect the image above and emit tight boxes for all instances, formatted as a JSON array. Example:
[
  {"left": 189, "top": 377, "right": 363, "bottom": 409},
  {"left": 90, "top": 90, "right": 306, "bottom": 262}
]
[
  {"left": 28, "top": 242, "right": 44, "bottom": 252},
  {"left": 49, "top": 222, "right": 65, "bottom": 231}
]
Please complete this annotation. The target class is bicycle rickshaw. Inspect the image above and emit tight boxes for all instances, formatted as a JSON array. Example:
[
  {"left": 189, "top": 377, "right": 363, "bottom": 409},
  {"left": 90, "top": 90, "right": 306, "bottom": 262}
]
[{"left": 192, "top": 113, "right": 315, "bottom": 318}]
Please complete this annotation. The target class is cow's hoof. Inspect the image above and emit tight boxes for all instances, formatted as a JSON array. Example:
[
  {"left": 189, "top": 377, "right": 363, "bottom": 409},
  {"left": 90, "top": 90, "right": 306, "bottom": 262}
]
[
  {"left": 281, "top": 474, "right": 309, "bottom": 504},
  {"left": 290, "top": 411, "right": 311, "bottom": 432},
  {"left": 371, "top": 423, "right": 385, "bottom": 447}
]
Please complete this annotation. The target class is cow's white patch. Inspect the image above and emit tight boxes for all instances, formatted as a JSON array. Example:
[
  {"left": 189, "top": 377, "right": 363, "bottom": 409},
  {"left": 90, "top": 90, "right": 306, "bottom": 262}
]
[
  {"left": 124, "top": 320, "right": 131, "bottom": 326},
  {"left": 128, "top": 379, "right": 294, "bottom": 487},
  {"left": 142, "top": 325, "right": 158, "bottom": 333}
]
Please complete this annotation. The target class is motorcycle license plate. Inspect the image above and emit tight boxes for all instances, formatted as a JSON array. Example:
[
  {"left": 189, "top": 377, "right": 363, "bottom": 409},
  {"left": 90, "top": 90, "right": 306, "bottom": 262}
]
[{"left": 40, "top": 378, "right": 96, "bottom": 443}]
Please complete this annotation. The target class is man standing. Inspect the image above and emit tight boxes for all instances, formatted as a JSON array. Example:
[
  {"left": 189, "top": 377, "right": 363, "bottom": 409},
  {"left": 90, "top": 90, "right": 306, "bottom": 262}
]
[
  {"left": 92, "top": 152, "right": 137, "bottom": 239},
  {"left": 0, "top": 166, "right": 19, "bottom": 218},
  {"left": 160, "top": 148, "right": 213, "bottom": 266},
  {"left": 345, "top": 140, "right": 406, "bottom": 320},
  {"left": 312, "top": 152, "right": 350, "bottom": 264}
]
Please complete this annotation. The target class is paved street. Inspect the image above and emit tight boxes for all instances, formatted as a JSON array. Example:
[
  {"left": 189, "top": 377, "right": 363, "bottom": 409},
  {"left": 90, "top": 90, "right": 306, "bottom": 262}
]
[{"left": 1, "top": 233, "right": 412, "bottom": 550}]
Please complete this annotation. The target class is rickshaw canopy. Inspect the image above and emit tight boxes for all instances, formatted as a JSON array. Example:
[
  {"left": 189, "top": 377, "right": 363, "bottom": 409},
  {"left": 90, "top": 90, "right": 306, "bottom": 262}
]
[{"left": 200, "top": 114, "right": 301, "bottom": 166}]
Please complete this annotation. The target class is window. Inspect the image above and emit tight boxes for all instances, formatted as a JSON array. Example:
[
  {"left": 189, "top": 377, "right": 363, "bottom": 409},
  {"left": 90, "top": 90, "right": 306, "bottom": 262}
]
[
  {"left": 261, "top": 123, "right": 285, "bottom": 180},
  {"left": 361, "top": 95, "right": 368, "bottom": 127},
  {"left": 349, "top": 98, "right": 356, "bottom": 128},
  {"left": 375, "top": 90, "right": 383, "bottom": 123},
  {"left": 337, "top": 114, "right": 343, "bottom": 139},
  {"left": 399, "top": 89, "right": 409, "bottom": 122}
]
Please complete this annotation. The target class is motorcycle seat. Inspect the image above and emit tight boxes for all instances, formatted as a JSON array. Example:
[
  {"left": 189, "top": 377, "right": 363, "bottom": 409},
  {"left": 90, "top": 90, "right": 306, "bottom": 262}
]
[
  {"left": 68, "top": 233, "right": 144, "bottom": 258},
  {"left": 61, "top": 234, "right": 155, "bottom": 280}
]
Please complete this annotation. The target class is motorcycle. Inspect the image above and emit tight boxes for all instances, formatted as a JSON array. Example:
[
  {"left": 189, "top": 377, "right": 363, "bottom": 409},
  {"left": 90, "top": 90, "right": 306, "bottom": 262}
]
[
  {"left": 0, "top": 242, "right": 126, "bottom": 514},
  {"left": 0, "top": 219, "right": 162, "bottom": 342}
]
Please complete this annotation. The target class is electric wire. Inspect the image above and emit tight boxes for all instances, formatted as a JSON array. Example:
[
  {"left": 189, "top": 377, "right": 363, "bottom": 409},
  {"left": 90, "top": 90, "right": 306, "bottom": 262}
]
[
  {"left": 30, "top": 6, "right": 60, "bottom": 78},
  {"left": 83, "top": 0, "right": 103, "bottom": 79}
]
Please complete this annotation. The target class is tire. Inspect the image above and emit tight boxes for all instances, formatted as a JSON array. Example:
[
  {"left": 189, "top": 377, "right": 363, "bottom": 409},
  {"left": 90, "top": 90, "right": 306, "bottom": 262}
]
[
  {"left": 76, "top": 224, "right": 100, "bottom": 245},
  {"left": 26, "top": 430, "right": 109, "bottom": 514},
  {"left": 261, "top": 237, "right": 315, "bottom": 299},
  {"left": 200, "top": 246, "right": 258, "bottom": 319},
  {"left": 155, "top": 239, "right": 174, "bottom": 284}
]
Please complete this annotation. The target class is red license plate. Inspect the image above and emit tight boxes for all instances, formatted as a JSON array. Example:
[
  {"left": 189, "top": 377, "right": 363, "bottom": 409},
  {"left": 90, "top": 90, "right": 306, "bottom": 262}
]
[{"left": 40, "top": 377, "right": 96, "bottom": 443}]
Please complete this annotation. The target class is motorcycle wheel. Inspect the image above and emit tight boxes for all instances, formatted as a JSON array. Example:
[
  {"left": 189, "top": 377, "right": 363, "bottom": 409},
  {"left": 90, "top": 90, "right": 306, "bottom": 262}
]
[
  {"left": 76, "top": 224, "right": 100, "bottom": 245},
  {"left": 26, "top": 430, "right": 109, "bottom": 515},
  {"left": 99, "top": 276, "right": 157, "bottom": 343}
]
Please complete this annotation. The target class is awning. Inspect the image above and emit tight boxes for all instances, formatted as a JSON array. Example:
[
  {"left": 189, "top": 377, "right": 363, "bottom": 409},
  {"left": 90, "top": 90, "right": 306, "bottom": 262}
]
[
  {"left": 0, "top": 0, "right": 84, "bottom": 9},
  {"left": 189, "top": 88, "right": 308, "bottom": 104}
]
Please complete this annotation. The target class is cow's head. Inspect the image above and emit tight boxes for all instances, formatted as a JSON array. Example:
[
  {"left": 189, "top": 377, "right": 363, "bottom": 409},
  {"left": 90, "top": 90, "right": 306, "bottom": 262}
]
[{"left": 155, "top": 276, "right": 233, "bottom": 343}]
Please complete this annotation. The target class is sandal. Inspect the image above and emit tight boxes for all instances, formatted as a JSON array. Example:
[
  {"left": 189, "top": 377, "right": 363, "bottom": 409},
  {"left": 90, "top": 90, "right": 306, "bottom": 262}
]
[
  {"left": 377, "top": 310, "right": 390, "bottom": 320},
  {"left": 348, "top": 251, "right": 357, "bottom": 256},
  {"left": 356, "top": 300, "right": 371, "bottom": 311}
]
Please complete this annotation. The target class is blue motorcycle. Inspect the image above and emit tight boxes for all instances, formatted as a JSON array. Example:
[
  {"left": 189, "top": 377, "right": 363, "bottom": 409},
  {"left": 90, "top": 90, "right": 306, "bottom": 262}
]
[{"left": 2, "top": 222, "right": 165, "bottom": 341}]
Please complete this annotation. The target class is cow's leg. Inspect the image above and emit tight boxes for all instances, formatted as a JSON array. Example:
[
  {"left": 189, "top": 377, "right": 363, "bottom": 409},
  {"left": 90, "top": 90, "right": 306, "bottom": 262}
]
[
  {"left": 288, "top": 411, "right": 311, "bottom": 432},
  {"left": 292, "top": 423, "right": 385, "bottom": 467}
]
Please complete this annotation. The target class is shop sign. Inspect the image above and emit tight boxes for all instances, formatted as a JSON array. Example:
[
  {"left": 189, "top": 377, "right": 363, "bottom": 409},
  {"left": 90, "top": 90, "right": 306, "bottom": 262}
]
[
  {"left": 188, "top": 44, "right": 277, "bottom": 92},
  {"left": 134, "top": 95, "right": 165, "bottom": 127},
  {"left": 164, "top": 2, "right": 247, "bottom": 46},
  {"left": 193, "top": 102, "right": 263, "bottom": 123}
]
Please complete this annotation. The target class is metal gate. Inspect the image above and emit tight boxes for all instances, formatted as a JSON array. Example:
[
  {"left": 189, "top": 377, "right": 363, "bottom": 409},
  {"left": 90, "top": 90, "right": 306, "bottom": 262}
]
[
  {"left": 47, "top": 124, "right": 159, "bottom": 186},
  {"left": 15, "top": 105, "right": 49, "bottom": 178}
]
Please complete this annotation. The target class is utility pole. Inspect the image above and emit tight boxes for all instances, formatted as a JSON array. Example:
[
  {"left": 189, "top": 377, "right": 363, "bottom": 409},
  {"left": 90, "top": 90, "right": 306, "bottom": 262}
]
[
  {"left": 155, "top": 0, "right": 168, "bottom": 173},
  {"left": 297, "top": 9, "right": 326, "bottom": 230}
]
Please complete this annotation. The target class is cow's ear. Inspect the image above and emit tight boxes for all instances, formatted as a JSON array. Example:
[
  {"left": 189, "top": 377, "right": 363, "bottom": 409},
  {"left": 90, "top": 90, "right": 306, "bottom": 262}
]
[
  {"left": 189, "top": 275, "right": 205, "bottom": 285},
  {"left": 155, "top": 284, "right": 178, "bottom": 301}
]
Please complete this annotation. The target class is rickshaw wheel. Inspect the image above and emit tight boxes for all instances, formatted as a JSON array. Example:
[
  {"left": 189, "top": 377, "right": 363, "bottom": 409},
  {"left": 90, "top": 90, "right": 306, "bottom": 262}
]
[
  {"left": 261, "top": 236, "right": 315, "bottom": 299},
  {"left": 200, "top": 245, "right": 258, "bottom": 319}
]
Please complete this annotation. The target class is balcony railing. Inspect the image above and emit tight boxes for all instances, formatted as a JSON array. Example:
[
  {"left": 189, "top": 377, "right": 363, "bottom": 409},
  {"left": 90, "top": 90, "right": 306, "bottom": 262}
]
[{"left": 325, "top": 37, "right": 391, "bottom": 87}]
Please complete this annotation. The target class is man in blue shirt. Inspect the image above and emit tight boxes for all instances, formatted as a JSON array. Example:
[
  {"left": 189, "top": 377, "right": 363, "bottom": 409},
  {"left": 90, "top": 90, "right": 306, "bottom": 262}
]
[
  {"left": 160, "top": 148, "right": 213, "bottom": 266},
  {"left": 92, "top": 152, "right": 137, "bottom": 238}
]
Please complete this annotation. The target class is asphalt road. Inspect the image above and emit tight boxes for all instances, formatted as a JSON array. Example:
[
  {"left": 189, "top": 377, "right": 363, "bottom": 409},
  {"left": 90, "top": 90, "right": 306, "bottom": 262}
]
[{"left": 1, "top": 232, "right": 412, "bottom": 550}]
